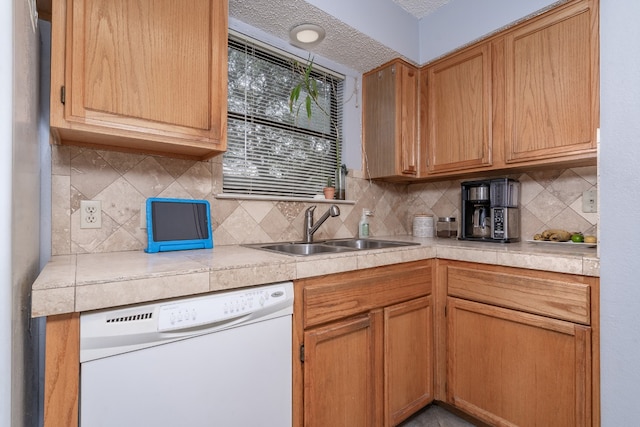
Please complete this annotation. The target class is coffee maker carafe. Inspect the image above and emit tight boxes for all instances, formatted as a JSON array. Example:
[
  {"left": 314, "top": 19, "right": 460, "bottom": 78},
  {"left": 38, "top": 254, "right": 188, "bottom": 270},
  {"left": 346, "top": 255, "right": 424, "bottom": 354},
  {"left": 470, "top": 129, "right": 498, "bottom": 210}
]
[
  {"left": 472, "top": 204, "right": 490, "bottom": 237},
  {"left": 461, "top": 178, "right": 520, "bottom": 242},
  {"left": 465, "top": 183, "right": 491, "bottom": 237}
]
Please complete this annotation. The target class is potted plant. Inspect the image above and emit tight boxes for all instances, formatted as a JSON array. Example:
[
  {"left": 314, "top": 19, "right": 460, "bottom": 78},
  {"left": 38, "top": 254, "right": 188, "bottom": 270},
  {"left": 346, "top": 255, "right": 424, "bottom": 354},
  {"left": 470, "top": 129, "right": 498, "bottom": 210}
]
[
  {"left": 289, "top": 57, "right": 346, "bottom": 199},
  {"left": 323, "top": 177, "right": 335, "bottom": 200}
]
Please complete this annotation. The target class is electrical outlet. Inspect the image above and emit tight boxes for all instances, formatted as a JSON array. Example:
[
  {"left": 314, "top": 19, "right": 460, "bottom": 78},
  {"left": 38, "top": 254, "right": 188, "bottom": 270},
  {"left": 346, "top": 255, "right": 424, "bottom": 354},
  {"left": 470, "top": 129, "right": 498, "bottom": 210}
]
[
  {"left": 582, "top": 189, "right": 597, "bottom": 213},
  {"left": 80, "top": 200, "right": 102, "bottom": 229}
]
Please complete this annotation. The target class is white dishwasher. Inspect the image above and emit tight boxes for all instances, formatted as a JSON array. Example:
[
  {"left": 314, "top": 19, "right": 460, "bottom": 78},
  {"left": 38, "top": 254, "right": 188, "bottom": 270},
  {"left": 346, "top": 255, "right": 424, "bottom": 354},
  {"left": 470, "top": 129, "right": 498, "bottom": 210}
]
[{"left": 79, "top": 281, "right": 293, "bottom": 427}]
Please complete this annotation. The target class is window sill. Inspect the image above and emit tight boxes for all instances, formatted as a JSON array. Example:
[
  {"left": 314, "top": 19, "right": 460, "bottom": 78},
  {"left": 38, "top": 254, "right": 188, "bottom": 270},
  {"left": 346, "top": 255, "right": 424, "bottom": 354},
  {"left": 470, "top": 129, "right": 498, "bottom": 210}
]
[{"left": 214, "top": 193, "right": 356, "bottom": 204}]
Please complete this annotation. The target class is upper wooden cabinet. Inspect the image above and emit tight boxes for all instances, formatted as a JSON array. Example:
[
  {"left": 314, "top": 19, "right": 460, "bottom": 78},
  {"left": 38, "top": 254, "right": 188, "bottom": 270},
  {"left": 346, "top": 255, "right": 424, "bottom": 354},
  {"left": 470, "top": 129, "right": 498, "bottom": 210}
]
[
  {"left": 504, "top": 0, "right": 599, "bottom": 164},
  {"left": 371, "top": 0, "right": 599, "bottom": 181},
  {"left": 422, "top": 43, "right": 493, "bottom": 174},
  {"left": 49, "top": 0, "right": 228, "bottom": 160},
  {"left": 363, "top": 59, "right": 420, "bottom": 180}
]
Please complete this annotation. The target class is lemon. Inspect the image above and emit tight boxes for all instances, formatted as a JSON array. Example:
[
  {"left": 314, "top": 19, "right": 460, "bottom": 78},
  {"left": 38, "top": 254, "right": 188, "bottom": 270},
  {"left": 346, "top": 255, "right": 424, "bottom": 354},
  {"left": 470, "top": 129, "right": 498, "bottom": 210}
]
[
  {"left": 584, "top": 235, "right": 597, "bottom": 244},
  {"left": 571, "top": 233, "right": 584, "bottom": 243}
]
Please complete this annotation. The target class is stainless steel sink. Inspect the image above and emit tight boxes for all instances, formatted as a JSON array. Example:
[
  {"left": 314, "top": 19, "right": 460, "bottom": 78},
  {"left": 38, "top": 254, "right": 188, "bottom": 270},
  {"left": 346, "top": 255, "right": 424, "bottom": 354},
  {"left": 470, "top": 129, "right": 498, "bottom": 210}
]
[
  {"left": 256, "top": 243, "right": 355, "bottom": 256},
  {"left": 323, "top": 238, "right": 420, "bottom": 250},
  {"left": 244, "top": 238, "right": 419, "bottom": 256}
]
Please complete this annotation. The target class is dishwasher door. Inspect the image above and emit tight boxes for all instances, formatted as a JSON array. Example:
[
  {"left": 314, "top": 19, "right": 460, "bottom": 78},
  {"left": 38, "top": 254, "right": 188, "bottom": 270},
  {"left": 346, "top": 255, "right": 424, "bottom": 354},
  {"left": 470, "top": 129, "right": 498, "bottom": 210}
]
[{"left": 80, "top": 283, "right": 293, "bottom": 427}]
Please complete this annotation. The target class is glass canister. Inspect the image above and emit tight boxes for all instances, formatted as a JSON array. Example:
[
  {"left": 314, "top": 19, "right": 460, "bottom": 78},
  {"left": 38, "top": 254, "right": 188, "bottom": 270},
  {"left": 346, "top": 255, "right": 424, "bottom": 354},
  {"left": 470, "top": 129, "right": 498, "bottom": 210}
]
[
  {"left": 412, "top": 214, "right": 434, "bottom": 237},
  {"left": 436, "top": 217, "right": 458, "bottom": 238}
]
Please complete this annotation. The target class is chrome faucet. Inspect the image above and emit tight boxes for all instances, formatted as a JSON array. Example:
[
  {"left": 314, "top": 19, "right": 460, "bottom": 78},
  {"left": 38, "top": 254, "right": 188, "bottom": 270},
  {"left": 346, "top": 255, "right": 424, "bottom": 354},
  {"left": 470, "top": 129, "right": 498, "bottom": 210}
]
[{"left": 304, "top": 205, "right": 340, "bottom": 243}]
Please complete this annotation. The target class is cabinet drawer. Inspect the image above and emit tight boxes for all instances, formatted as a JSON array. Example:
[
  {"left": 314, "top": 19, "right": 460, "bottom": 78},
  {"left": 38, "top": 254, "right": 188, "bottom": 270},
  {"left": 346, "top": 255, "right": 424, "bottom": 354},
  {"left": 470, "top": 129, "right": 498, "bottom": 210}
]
[
  {"left": 445, "top": 263, "right": 591, "bottom": 325},
  {"left": 300, "top": 260, "right": 432, "bottom": 328}
]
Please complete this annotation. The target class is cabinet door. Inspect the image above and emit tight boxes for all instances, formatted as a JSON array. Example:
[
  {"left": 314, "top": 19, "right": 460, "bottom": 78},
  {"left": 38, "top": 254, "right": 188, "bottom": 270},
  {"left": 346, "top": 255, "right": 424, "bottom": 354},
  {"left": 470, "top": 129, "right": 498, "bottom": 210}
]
[
  {"left": 384, "top": 297, "right": 433, "bottom": 427},
  {"left": 447, "top": 297, "right": 591, "bottom": 427},
  {"left": 303, "top": 313, "right": 382, "bottom": 427},
  {"left": 398, "top": 63, "right": 419, "bottom": 176},
  {"left": 363, "top": 60, "right": 418, "bottom": 179},
  {"left": 50, "top": 0, "right": 227, "bottom": 159},
  {"left": 425, "top": 43, "right": 492, "bottom": 173},
  {"left": 504, "top": 0, "right": 598, "bottom": 163}
]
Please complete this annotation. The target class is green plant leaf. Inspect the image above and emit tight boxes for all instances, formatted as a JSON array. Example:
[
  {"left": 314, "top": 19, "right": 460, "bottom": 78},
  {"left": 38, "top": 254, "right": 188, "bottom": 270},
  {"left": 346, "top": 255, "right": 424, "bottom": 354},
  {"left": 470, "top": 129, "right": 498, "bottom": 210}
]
[
  {"left": 304, "top": 58, "right": 314, "bottom": 80},
  {"left": 305, "top": 96, "right": 312, "bottom": 118},
  {"left": 289, "top": 85, "right": 301, "bottom": 112}
]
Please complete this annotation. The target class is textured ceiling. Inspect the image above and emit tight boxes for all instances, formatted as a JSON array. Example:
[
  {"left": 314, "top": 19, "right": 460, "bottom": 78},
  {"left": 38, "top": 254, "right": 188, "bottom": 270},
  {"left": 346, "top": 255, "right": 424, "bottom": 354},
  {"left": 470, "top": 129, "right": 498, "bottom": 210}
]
[
  {"left": 229, "top": 0, "right": 564, "bottom": 74},
  {"left": 393, "top": 0, "right": 451, "bottom": 19},
  {"left": 229, "top": 0, "right": 420, "bottom": 74}
]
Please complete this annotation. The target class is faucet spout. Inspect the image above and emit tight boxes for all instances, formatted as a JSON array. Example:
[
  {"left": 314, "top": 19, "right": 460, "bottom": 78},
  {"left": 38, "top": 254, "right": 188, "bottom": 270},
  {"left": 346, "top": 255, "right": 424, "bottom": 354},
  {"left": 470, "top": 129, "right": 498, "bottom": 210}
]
[{"left": 304, "top": 205, "right": 340, "bottom": 243}]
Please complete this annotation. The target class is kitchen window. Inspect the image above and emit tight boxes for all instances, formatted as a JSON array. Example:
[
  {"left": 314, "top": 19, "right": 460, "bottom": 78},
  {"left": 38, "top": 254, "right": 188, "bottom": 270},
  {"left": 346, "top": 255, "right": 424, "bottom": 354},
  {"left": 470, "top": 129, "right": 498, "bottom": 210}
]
[{"left": 223, "top": 32, "right": 344, "bottom": 199}]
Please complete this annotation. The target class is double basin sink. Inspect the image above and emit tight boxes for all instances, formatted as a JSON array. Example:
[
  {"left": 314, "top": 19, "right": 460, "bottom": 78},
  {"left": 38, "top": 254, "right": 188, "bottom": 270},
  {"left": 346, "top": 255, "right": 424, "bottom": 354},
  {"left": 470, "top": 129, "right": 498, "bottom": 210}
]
[{"left": 245, "top": 238, "right": 420, "bottom": 256}]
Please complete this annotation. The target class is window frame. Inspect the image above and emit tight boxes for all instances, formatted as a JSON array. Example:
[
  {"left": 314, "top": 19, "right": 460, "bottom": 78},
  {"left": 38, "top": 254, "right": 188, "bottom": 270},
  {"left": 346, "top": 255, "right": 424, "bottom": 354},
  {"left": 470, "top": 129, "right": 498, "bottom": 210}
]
[{"left": 222, "top": 31, "right": 345, "bottom": 200}]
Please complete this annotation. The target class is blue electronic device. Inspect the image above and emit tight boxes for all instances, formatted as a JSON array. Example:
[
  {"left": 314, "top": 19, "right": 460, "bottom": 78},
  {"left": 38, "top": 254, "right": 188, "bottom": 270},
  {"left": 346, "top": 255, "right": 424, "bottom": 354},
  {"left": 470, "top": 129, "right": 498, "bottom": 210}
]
[{"left": 145, "top": 198, "right": 213, "bottom": 253}]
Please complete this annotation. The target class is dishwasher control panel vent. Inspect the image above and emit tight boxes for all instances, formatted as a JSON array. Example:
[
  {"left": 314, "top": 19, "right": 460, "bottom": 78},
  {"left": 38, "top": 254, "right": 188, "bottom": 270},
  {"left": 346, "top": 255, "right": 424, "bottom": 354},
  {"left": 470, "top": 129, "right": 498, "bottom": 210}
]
[{"left": 106, "top": 311, "right": 153, "bottom": 324}]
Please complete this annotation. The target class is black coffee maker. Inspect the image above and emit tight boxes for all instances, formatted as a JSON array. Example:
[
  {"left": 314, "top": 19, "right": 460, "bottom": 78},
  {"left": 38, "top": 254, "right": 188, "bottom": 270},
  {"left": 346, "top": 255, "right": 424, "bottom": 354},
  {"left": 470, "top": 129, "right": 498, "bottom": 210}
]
[{"left": 460, "top": 178, "right": 520, "bottom": 242}]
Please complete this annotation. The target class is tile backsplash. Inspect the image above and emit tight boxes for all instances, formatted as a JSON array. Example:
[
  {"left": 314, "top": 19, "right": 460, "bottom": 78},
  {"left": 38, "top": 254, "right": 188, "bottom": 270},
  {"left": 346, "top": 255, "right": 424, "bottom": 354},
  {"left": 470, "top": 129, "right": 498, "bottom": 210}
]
[{"left": 50, "top": 145, "right": 597, "bottom": 255}]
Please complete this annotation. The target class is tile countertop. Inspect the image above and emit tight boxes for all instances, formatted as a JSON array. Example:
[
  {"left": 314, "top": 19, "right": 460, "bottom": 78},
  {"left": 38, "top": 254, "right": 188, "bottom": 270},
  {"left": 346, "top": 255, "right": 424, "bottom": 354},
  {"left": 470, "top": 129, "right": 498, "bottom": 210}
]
[{"left": 31, "top": 236, "right": 599, "bottom": 318}]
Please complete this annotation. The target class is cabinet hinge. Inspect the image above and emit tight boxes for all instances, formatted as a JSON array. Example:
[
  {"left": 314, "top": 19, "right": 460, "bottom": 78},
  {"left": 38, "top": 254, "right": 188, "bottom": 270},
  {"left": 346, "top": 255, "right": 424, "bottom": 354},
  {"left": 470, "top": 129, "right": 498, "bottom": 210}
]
[
  {"left": 299, "top": 344, "right": 305, "bottom": 363},
  {"left": 444, "top": 305, "right": 447, "bottom": 317},
  {"left": 60, "top": 86, "right": 65, "bottom": 104}
]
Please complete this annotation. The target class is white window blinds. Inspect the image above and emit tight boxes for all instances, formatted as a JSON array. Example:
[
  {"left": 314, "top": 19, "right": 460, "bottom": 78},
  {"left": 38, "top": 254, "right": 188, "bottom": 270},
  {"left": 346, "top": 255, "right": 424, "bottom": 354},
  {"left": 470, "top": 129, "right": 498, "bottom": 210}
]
[{"left": 224, "top": 34, "right": 344, "bottom": 198}]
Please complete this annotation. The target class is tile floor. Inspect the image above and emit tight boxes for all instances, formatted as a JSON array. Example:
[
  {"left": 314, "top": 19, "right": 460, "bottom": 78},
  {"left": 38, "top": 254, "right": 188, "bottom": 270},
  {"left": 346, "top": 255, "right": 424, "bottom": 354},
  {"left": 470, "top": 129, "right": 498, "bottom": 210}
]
[{"left": 399, "top": 404, "right": 477, "bottom": 427}]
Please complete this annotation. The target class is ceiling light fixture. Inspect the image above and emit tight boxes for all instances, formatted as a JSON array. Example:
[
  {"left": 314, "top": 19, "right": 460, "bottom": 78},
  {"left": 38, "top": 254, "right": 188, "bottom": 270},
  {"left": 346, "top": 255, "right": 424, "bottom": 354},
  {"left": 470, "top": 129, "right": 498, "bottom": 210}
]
[{"left": 290, "top": 23, "right": 326, "bottom": 47}]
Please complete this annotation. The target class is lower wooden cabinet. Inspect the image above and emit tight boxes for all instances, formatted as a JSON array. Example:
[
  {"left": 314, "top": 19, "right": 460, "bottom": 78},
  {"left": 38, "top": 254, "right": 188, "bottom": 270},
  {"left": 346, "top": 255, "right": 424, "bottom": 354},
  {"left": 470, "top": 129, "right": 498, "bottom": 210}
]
[
  {"left": 436, "top": 260, "right": 599, "bottom": 427},
  {"left": 385, "top": 297, "right": 434, "bottom": 426},
  {"left": 303, "top": 313, "right": 380, "bottom": 426},
  {"left": 294, "top": 261, "right": 434, "bottom": 427},
  {"left": 447, "top": 297, "right": 591, "bottom": 427},
  {"left": 42, "top": 259, "right": 599, "bottom": 427}
]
